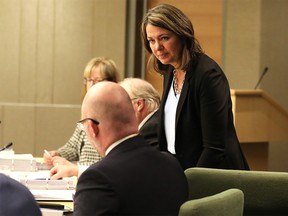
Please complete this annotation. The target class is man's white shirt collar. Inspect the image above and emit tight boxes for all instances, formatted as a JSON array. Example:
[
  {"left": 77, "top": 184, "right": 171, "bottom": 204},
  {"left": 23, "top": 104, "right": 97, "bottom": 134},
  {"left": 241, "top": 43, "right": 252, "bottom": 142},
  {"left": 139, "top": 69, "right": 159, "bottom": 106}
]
[{"left": 105, "top": 133, "right": 138, "bottom": 156}]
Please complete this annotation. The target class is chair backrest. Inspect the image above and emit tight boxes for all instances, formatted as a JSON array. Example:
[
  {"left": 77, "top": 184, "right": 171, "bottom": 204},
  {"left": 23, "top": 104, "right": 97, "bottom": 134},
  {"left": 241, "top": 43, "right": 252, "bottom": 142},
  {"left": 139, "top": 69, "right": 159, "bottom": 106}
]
[
  {"left": 185, "top": 167, "right": 288, "bottom": 215},
  {"left": 179, "top": 188, "right": 244, "bottom": 216}
]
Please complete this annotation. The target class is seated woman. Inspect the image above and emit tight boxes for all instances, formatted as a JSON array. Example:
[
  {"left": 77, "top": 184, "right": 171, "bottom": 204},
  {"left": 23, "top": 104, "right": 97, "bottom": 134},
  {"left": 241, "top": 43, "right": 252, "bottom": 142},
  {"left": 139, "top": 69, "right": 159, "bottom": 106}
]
[{"left": 43, "top": 57, "right": 120, "bottom": 179}]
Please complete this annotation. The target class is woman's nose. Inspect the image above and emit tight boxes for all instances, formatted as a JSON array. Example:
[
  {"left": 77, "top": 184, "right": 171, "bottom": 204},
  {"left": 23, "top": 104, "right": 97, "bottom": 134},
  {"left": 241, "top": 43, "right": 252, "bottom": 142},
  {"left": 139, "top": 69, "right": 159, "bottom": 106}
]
[{"left": 154, "top": 41, "right": 163, "bottom": 50}]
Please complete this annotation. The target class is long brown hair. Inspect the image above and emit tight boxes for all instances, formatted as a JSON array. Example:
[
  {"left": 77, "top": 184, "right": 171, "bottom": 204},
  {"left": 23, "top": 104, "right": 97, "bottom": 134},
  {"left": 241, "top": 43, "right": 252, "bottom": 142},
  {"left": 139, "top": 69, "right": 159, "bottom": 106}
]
[{"left": 141, "top": 4, "right": 203, "bottom": 73}]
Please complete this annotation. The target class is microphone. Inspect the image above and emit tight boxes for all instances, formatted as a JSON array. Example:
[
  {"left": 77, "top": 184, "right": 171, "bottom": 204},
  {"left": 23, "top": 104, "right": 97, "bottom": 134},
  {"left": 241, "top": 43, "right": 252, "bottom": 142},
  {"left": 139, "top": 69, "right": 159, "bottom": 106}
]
[
  {"left": 254, "top": 67, "right": 269, "bottom": 89},
  {"left": 0, "top": 142, "right": 13, "bottom": 152}
]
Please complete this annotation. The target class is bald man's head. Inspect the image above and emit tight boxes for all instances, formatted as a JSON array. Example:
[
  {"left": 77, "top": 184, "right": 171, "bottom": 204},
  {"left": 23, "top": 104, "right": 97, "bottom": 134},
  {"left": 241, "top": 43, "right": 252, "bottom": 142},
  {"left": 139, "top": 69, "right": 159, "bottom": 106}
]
[{"left": 81, "top": 82, "right": 138, "bottom": 154}]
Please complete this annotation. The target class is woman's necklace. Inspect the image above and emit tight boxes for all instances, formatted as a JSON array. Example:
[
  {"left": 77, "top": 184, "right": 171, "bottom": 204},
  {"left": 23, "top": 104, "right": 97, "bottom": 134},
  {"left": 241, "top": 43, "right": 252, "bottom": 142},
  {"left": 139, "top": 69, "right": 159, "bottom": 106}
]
[{"left": 173, "top": 69, "right": 186, "bottom": 96}]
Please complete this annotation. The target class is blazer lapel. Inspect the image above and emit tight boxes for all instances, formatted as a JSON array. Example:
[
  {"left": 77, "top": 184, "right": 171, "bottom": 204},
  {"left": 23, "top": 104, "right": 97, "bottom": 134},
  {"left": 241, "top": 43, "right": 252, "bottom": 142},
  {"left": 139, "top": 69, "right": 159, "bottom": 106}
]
[
  {"left": 162, "top": 70, "right": 173, "bottom": 103},
  {"left": 176, "top": 69, "right": 194, "bottom": 126},
  {"left": 162, "top": 67, "right": 194, "bottom": 129}
]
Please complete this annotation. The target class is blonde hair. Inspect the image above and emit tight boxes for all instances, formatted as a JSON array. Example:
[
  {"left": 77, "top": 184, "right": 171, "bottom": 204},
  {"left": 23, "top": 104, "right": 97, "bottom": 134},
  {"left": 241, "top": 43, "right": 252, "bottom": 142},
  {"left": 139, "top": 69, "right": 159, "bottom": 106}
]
[{"left": 81, "top": 57, "right": 120, "bottom": 98}]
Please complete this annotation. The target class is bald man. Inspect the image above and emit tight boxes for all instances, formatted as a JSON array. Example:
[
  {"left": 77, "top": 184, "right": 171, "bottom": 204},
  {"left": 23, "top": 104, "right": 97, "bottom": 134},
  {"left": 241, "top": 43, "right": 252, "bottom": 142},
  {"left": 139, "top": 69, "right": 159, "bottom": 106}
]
[
  {"left": 50, "top": 78, "right": 160, "bottom": 180},
  {"left": 73, "top": 82, "right": 188, "bottom": 215}
]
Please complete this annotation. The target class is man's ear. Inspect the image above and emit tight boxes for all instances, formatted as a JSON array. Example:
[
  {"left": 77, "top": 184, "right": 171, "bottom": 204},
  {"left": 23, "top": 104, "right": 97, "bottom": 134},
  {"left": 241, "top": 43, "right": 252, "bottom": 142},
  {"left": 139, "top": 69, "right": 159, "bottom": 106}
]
[
  {"left": 136, "top": 99, "right": 145, "bottom": 112},
  {"left": 87, "top": 121, "right": 99, "bottom": 138}
]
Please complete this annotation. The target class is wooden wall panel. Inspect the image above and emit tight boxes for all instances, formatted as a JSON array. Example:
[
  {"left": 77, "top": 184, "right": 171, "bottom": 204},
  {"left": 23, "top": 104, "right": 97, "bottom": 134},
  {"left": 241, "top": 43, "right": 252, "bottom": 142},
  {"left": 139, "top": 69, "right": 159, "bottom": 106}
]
[
  {"left": 19, "top": 0, "right": 38, "bottom": 103},
  {"left": 35, "top": 105, "right": 80, "bottom": 157},
  {"left": 53, "top": 0, "right": 95, "bottom": 104},
  {"left": 223, "top": 0, "right": 261, "bottom": 89},
  {"left": 37, "top": 0, "right": 55, "bottom": 103},
  {"left": 0, "top": 0, "right": 21, "bottom": 102},
  {"left": 92, "top": 0, "right": 126, "bottom": 77},
  {"left": 0, "top": 0, "right": 126, "bottom": 154},
  {"left": 0, "top": 0, "right": 126, "bottom": 105},
  {"left": 0, "top": 103, "right": 80, "bottom": 156},
  {"left": 1, "top": 104, "right": 35, "bottom": 154}
]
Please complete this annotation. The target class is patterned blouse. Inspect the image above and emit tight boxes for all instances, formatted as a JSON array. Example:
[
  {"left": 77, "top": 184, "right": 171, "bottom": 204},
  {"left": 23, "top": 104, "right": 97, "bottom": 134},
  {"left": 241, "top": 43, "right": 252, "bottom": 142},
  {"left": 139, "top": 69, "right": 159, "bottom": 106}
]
[{"left": 57, "top": 123, "right": 102, "bottom": 166}]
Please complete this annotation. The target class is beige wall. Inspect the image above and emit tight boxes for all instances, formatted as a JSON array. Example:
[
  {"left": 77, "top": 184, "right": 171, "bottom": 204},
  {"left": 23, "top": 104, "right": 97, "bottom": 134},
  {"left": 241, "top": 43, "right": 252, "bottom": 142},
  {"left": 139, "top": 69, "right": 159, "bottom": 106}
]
[
  {"left": 224, "top": 0, "right": 288, "bottom": 171},
  {"left": 261, "top": 0, "right": 288, "bottom": 171},
  {"left": 0, "top": 103, "right": 80, "bottom": 156},
  {"left": 223, "top": 0, "right": 261, "bottom": 89},
  {"left": 0, "top": 0, "right": 126, "bottom": 104},
  {"left": 0, "top": 0, "right": 126, "bottom": 156},
  {"left": 224, "top": 0, "right": 288, "bottom": 109}
]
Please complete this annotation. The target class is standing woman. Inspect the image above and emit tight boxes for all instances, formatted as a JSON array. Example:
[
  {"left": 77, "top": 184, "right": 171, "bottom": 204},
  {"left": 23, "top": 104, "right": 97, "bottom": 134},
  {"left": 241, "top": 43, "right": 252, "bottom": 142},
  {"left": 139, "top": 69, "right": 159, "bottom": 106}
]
[{"left": 141, "top": 4, "right": 249, "bottom": 170}]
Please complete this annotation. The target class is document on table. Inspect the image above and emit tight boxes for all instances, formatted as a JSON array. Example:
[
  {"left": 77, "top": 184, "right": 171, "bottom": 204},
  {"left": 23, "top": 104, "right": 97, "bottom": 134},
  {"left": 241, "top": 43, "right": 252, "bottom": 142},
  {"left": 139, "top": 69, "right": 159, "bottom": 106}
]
[
  {"left": 0, "top": 153, "right": 37, "bottom": 171},
  {"left": 10, "top": 171, "right": 77, "bottom": 190},
  {"left": 31, "top": 189, "right": 75, "bottom": 201},
  {"left": 40, "top": 208, "right": 64, "bottom": 216},
  {"left": 19, "top": 177, "right": 76, "bottom": 190}
]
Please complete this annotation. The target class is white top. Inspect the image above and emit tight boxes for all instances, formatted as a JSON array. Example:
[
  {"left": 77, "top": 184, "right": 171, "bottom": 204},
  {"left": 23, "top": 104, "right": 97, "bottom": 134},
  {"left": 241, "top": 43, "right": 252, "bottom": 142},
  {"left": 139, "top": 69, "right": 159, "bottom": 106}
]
[
  {"left": 164, "top": 83, "right": 180, "bottom": 154},
  {"left": 78, "top": 165, "right": 89, "bottom": 177}
]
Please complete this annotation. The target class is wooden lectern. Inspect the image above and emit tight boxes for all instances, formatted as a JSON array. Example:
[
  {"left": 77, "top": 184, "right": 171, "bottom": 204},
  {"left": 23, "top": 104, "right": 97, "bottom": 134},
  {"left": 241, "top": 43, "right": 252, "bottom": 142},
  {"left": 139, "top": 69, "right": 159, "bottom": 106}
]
[{"left": 231, "top": 89, "right": 288, "bottom": 170}]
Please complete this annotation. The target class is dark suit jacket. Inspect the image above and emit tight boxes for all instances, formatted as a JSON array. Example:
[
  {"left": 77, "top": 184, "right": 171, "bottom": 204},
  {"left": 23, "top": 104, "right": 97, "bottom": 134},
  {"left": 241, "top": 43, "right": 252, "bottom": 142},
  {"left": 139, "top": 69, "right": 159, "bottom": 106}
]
[
  {"left": 158, "top": 54, "right": 249, "bottom": 170},
  {"left": 139, "top": 109, "right": 159, "bottom": 148},
  {"left": 74, "top": 135, "right": 188, "bottom": 216},
  {"left": 0, "top": 174, "right": 41, "bottom": 216}
]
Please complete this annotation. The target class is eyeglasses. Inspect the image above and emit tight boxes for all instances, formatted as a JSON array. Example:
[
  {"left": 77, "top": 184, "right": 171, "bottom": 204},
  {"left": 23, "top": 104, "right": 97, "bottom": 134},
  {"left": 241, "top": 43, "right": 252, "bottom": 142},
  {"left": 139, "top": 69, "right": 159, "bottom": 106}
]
[
  {"left": 83, "top": 78, "right": 105, "bottom": 85},
  {"left": 78, "top": 118, "right": 100, "bottom": 129}
]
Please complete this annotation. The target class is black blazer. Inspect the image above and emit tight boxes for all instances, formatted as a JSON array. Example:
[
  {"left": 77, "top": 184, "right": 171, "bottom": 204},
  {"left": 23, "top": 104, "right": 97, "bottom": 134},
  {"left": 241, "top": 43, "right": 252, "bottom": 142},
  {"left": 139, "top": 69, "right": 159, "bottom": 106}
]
[
  {"left": 139, "top": 109, "right": 160, "bottom": 148},
  {"left": 74, "top": 135, "right": 188, "bottom": 215},
  {"left": 158, "top": 54, "right": 249, "bottom": 170}
]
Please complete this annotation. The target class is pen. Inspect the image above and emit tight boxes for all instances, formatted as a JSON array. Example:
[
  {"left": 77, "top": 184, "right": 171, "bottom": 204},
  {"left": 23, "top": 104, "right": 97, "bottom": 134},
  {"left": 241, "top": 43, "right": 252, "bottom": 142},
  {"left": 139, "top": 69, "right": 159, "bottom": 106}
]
[
  {"left": 44, "top": 149, "right": 51, "bottom": 157},
  {"left": 0, "top": 142, "right": 13, "bottom": 152},
  {"left": 35, "top": 178, "right": 51, "bottom": 180}
]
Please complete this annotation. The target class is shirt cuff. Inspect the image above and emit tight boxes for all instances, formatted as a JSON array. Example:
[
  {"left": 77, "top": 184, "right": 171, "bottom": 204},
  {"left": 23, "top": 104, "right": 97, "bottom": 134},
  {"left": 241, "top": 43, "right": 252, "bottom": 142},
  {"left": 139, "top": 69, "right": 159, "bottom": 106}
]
[{"left": 78, "top": 164, "right": 89, "bottom": 177}]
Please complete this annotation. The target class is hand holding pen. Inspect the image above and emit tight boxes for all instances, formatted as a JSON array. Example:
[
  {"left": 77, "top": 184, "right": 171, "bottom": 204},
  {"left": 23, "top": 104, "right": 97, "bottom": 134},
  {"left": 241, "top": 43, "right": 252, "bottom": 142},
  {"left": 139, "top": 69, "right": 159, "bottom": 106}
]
[{"left": 43, "top": 149, "right": 58, "bottom": 166}]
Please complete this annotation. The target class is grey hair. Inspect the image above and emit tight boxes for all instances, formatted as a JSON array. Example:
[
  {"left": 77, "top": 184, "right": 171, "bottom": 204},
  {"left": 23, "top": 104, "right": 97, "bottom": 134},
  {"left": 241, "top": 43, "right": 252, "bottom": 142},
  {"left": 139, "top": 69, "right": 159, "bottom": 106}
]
[{"left": 120, "top": 78, "right": 160, "bottom": 113}]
